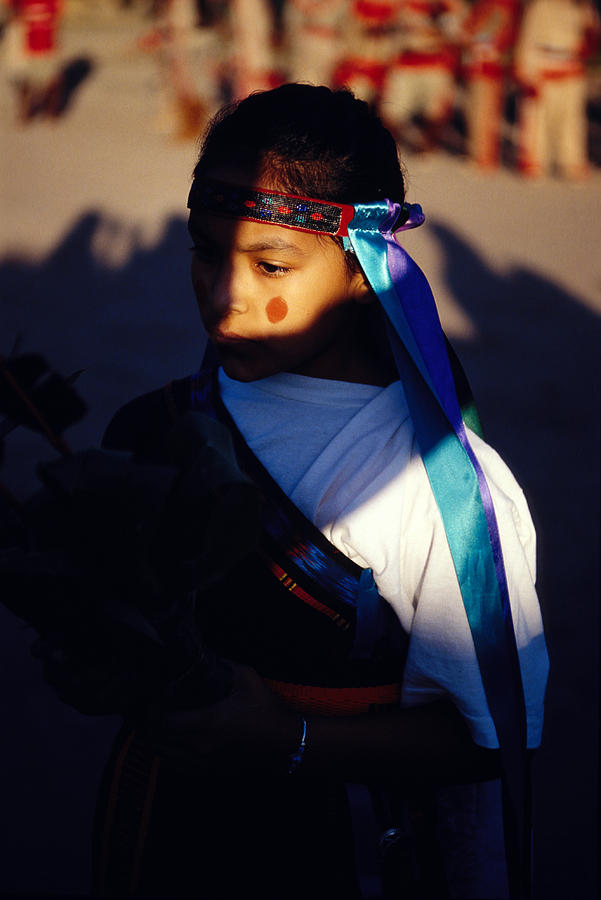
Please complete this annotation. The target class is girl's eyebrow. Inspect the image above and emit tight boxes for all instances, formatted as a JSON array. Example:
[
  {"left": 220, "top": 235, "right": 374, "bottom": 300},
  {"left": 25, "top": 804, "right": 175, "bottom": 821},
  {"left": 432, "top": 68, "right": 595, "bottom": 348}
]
[
  {"left": 237, "top": 238, "right": 307, "bottom": 254},
  {"left": 187, "top": 219, "right": 306, "bottom": 255}
]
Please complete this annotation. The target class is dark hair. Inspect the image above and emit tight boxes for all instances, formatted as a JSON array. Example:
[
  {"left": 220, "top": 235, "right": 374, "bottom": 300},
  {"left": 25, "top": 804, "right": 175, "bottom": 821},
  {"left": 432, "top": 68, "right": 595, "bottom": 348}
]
[{"left": 192, "top": 84, "right": 405, "bottom": 206}]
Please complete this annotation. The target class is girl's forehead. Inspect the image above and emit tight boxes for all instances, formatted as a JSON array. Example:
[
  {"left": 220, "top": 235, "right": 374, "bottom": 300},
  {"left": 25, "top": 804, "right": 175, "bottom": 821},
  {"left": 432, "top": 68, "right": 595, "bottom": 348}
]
[{"left": 188, "top": 208, "right": 324, "bottom": 255}]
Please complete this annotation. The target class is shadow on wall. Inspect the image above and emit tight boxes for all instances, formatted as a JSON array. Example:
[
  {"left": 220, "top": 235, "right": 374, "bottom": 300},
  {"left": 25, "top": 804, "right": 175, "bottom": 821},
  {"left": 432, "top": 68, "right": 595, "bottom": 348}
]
[
  {"left": 0, "top": 211, "right": 204, "bottom": 896},
  {"left": 1, "top": 211, "right": 203, "bottom": 480},
  {"left": 0, "top": 211, "right": 599, "bottom": 899},
  {"left": 427, "top": 220, "right": 600, "bottom": 900}
]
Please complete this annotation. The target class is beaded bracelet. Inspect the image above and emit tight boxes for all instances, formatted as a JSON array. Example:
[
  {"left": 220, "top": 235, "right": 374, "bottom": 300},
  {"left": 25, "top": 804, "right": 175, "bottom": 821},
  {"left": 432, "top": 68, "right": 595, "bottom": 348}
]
[{"left": 288, "top": 717, "right": 307, "bottom": 775}]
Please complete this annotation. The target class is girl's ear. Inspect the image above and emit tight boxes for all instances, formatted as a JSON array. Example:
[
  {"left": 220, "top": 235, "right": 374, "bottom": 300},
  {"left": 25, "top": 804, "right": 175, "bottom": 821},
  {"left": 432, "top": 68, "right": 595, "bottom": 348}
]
[{"left": 350, "top": 269, "right": 376, "bottom": 305}]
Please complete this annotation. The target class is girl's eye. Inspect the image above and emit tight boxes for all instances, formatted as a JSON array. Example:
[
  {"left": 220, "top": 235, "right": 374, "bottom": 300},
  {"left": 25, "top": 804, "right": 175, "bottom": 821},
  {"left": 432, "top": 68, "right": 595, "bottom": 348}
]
[{"left": 257, "top": 261, "right": 290, "bottom": 277}]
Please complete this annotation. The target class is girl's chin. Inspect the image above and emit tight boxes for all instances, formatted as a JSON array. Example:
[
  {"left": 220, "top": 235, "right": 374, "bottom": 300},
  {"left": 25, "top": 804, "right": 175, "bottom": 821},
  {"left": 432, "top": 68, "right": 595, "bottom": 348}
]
[{"left": 218, "top": 352, "right": 278, "bottom": 383}]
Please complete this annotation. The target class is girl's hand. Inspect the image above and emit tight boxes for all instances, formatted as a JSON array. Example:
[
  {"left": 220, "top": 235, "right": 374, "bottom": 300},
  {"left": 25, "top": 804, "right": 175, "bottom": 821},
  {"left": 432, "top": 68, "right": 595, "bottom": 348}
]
[{"left": 145, "top": 661, "right": 302, "bottom": 775}]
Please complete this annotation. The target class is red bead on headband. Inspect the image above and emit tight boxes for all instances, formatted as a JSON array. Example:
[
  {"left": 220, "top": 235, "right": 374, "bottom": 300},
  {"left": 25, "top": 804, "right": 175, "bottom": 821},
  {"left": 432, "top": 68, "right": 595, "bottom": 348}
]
[{"left": 187, "top": 179, "right": 357, "bottom": 237}]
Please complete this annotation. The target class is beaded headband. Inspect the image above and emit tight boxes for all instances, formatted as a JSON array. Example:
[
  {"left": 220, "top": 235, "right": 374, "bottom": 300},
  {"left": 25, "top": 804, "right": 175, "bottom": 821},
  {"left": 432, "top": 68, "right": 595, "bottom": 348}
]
[{"left": 187, "top": 179, "right": 356, "bottom": 236}]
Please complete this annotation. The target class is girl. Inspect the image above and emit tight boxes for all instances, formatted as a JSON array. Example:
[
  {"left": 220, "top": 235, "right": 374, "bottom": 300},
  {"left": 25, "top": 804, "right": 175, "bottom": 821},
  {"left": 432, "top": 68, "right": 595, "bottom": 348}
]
[{"left": 94, "top": 84, "right": 546, "bottom": 898}]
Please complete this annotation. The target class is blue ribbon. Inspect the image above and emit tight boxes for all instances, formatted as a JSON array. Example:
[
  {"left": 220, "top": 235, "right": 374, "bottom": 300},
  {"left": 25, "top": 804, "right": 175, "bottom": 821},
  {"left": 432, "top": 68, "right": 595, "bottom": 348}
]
[{"left": 347, "top": 202, "right": 528, "bottom": 890}]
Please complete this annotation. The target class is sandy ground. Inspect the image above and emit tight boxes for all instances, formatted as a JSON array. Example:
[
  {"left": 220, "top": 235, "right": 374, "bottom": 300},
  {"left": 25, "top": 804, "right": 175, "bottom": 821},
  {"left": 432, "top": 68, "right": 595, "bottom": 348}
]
[{"left": 1, "top": 6, "right": 599, "bottom": 899}]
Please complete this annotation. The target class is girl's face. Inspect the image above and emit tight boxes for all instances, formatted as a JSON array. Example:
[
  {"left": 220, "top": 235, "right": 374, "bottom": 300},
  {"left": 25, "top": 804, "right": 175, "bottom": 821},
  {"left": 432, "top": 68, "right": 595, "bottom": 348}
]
[{"left": 188, "top": 176, "right": 374, "bottom": 383}]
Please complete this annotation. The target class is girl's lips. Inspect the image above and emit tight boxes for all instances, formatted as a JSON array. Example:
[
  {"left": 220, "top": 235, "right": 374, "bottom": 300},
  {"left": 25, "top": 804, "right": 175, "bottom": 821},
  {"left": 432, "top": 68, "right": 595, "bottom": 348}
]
[{"left": 211, "top": 330, "right": 256, "bottom": 345}]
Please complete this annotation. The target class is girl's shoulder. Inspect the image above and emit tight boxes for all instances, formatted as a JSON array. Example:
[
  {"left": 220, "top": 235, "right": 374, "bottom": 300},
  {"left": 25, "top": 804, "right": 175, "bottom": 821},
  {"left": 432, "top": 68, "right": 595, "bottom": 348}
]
[{"left": 102, "top": 376, "right": 192, "bottom": 458}]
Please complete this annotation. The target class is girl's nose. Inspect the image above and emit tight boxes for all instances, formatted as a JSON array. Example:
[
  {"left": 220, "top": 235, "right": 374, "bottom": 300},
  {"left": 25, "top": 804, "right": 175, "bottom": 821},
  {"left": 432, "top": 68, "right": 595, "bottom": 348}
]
[{"left": 210, "top": 263, "right": 248, "bottom": 316}]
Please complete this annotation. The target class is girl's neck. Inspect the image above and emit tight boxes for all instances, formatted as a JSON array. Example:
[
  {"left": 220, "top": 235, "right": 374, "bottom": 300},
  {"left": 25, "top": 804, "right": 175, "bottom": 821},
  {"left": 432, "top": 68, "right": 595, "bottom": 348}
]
[{"left": 288, "top": 314, "right": 396, "bottom": 387}]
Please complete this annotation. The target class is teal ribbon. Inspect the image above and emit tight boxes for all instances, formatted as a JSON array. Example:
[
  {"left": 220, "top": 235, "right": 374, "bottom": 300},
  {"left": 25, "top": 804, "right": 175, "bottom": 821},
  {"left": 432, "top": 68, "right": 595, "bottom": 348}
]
[{"left": 347, "top": 201, "right": 529, "bottom": 896}]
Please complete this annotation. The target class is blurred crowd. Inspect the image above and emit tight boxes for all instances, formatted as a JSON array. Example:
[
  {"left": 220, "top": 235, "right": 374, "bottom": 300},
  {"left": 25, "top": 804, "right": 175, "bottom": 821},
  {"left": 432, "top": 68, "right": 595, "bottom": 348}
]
[{"left": 2, "top": 0, "right": 600, "bottom": 178}]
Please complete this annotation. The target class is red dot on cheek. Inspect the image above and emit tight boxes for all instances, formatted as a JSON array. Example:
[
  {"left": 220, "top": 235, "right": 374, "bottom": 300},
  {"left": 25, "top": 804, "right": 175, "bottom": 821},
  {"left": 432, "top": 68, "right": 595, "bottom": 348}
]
[{"left": 266, "top": 296, "right": 288, "bottom": 324}]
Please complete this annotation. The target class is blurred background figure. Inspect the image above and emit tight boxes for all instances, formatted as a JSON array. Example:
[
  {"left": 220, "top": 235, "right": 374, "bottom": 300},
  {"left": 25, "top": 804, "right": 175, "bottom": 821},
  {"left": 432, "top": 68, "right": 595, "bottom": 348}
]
[
  {"left": 282, "top": 0, "right": 347, "bottom": 87},
  {"left": 514, "top": 0, "right": 601, "bottom": 179},
  {"left": 144, "top": 0, "right": 205, "bottom": 140},
  {"left": 461, "top": 0, "right": 521, "bottom": 170},
  {"left": 380, "top": 0, "right": 468, "bottom": 153},
  {"left": 229, "top": 0, "right": 277, "bottom": 99},
  {"left": 333, "top": 0, "right": 403, "bottom": 105},
  {"left": 2, "top": 0, "right": 64, "bottom": 123}
]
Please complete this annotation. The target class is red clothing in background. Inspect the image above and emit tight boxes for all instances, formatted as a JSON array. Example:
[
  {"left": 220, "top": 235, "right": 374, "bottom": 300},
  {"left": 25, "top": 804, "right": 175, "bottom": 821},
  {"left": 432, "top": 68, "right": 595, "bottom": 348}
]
[{"left": 9, "top": 0, "right": 62, "bottom": 55}]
